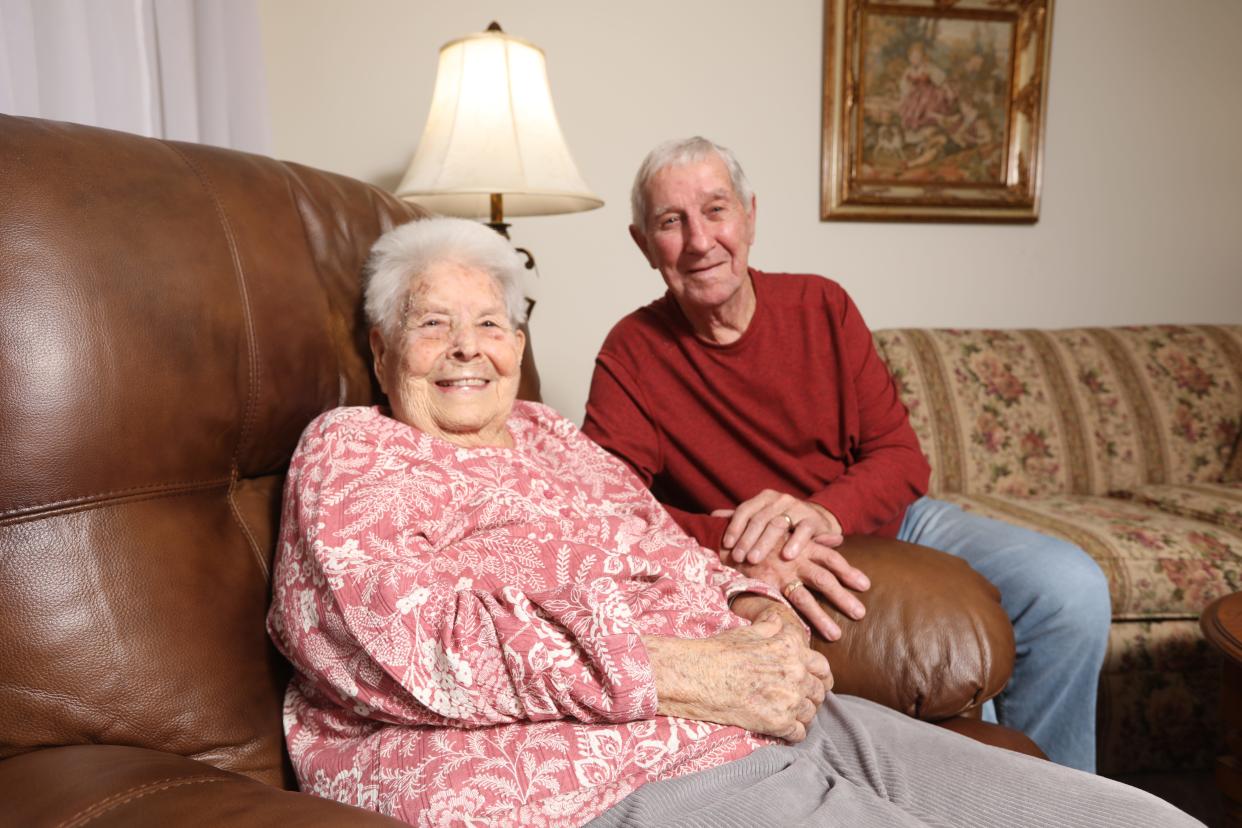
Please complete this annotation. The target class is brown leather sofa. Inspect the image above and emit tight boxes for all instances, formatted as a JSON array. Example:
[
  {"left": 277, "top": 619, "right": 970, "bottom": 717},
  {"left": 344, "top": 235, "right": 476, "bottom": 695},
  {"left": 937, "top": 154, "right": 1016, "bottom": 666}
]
[{"left": 0, "top": 115, "right": 1034, "bottom": 827}]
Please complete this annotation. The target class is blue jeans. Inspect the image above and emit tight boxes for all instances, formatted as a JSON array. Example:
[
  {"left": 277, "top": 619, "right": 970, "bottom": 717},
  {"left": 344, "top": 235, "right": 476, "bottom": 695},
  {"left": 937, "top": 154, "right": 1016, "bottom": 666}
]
[{"left": 897, "top": 497, "right": 1111, "bottom": 773}]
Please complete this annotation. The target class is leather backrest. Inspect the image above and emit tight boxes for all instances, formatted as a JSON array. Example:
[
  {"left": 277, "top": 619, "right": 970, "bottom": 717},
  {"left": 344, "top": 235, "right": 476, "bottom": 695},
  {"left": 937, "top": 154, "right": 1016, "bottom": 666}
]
[{"left": 0, "top": 115, "right": 423, "bottom": 787}]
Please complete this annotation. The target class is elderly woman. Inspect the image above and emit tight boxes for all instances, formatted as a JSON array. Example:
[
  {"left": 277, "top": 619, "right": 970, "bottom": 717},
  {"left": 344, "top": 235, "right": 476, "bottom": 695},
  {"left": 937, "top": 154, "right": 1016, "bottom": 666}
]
[{"left": 267, "top": 218, "right": 1198, "bottom": 827}]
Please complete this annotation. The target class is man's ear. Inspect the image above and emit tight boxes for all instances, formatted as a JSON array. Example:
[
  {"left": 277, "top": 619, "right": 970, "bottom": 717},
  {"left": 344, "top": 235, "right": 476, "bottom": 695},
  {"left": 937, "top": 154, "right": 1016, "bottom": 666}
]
[
  {"left": 746, "top": 195, "right": 758, "bottom": 245},
  {"left": 629, "top": 224, "right": 656, "bottom": 268},
  {"left": 369, "top": 328, "right": 389, "bottom": 394}
]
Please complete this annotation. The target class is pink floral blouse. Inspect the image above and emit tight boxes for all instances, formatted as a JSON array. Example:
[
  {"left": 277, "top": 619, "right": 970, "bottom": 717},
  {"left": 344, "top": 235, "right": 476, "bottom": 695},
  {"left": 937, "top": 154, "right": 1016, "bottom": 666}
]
[{"left": 267, "top": 403, "right": 784, "bottom": 826}]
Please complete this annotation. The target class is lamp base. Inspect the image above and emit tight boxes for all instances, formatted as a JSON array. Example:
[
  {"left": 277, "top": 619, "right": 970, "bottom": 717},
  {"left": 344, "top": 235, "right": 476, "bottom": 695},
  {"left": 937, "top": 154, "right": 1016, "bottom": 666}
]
[{"left": 484, "top": 221, "right": 536, "bottom": 271}]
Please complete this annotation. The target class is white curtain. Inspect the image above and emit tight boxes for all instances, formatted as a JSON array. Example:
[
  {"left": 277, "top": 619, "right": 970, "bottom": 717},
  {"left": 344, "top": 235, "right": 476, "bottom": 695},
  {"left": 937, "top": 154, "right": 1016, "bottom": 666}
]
[{"left": 0, "top": 0, "right": 270, "bottom": 153}]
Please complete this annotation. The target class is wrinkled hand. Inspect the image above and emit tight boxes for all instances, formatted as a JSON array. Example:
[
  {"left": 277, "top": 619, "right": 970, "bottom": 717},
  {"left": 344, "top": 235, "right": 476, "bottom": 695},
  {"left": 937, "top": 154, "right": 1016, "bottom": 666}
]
[
  {"left": 643, "top": 610, "right": 831, "bottom": 743},
  {"left": 714, "top": 489, "right": 844, "bottom": 565},
  {"left": 729, "top": 594, "right": 811, "bottom": 644},
  {"left": 728, "top": 540, "right": 870, "bottom": 642}
]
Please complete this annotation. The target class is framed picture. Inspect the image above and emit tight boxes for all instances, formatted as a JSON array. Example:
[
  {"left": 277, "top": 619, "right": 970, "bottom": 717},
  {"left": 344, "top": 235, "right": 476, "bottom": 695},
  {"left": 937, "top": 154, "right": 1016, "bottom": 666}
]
[{"left": 821, "top": 0, "right": 1054, "bottom": 222}]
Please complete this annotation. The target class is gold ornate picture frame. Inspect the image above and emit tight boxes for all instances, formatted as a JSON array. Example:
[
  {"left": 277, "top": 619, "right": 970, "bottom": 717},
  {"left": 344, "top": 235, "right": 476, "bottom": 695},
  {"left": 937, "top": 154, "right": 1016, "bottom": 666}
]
[{"left": 821, "top": 0, "right": 1054, "bottom": 222}]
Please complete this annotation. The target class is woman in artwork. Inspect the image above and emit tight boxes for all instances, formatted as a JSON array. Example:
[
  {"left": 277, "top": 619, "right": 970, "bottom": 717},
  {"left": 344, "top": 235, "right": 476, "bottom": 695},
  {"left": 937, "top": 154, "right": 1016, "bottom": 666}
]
[
  {"left": 266, "top": 217, "right": 1200, "bottom": 827},
  {"left": 898, "top": 40, "right": 955, "bottom": 133}
]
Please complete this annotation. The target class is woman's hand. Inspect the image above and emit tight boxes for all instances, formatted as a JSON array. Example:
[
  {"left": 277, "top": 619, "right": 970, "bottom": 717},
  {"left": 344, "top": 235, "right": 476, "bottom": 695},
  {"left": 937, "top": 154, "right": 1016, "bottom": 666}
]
[
  {"left": 714, "top": 489, "right": 845, "bottom": 564},
  {"left": 642, "top": 607, "right": 831, "bottom": 743}
]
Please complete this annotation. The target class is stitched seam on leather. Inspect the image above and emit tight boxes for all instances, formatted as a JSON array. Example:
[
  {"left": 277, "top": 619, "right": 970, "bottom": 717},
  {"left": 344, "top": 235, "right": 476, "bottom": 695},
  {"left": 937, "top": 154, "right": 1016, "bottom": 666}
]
[
  {"left": 57, "top": 776, "right": 226, "bottom": 828},
  {"left": 0, "top": 479, "right": 232, "bottom": 526},
  {"left": 166, "top": 143, "right": 266, "bottom": 578},
  {"left": 227, "top": 477, "right": 268, "bottom": 579},
  {"left": 284, "top": 169, "right": 347, "bottom": 403},
  {"left": 166, "top": 146, "right": 263, "bottom": 466}
]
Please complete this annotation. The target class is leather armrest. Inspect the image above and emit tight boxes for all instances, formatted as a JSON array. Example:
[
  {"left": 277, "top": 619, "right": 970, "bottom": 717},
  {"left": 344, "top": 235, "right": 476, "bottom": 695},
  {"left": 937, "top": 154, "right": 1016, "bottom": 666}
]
[
  {"left": 936, "top": 717, "right": 1047, "bottom": 759},
  {"left": 0, "top": 745, "right": 404, "bottom": 827},
  {"left": 810, "top": 535, "right": 1014, "bottom": 721}
]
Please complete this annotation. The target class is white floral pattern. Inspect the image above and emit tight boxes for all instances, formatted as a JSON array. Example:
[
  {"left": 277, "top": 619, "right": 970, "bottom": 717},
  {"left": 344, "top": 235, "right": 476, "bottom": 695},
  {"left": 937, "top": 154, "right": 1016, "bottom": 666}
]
[{"left": 268, "top": 403, "right": 781, "bottom": 825}]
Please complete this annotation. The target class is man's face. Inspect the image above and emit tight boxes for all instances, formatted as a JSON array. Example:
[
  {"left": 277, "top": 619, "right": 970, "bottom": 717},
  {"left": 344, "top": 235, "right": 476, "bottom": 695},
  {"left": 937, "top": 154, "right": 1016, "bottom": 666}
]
[{"left": 630, "top": 155, "right": 756, "bottom": 315}]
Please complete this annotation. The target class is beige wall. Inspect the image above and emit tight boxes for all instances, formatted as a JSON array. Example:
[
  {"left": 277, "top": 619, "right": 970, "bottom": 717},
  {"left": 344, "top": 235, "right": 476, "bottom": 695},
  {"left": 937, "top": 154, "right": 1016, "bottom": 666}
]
[{"left": 259, "top": 0, "right": 1242, "bottom": 422}]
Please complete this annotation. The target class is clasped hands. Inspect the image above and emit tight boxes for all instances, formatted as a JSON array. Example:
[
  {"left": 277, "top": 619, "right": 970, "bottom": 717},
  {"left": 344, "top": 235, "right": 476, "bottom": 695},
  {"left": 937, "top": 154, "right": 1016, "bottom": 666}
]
[
  {"left": 713, "top": 489, "right": 871, "bottom": 641},
  {"left": 645, "top": 600, "right": 831, "bottom": 743}
]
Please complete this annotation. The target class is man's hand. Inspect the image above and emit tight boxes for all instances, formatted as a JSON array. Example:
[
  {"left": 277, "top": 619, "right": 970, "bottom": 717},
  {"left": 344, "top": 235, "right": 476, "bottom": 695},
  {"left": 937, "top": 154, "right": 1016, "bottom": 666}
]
[
  {"left": 713, "top": 489, "right": 844, "bottom": 564},
  {"left": 727, "top": 541, "right": 869, "bottom": 642}
]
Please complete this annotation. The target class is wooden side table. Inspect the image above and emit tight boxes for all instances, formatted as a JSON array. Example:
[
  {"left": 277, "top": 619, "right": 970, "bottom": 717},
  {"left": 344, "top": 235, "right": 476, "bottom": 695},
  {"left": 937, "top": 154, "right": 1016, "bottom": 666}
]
[{"left": 1202, "top": 592, "right": 1242, "bottom": 827}]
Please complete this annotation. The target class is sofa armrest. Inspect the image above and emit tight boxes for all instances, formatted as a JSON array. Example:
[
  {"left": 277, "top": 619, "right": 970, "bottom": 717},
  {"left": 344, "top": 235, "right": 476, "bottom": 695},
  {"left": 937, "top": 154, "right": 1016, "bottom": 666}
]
[
  {"left": 810, "top": 535, "right": 1014, "bottom": 721},
  {"left": 0, "top": 745, "right": 405, "bottom": 827}
]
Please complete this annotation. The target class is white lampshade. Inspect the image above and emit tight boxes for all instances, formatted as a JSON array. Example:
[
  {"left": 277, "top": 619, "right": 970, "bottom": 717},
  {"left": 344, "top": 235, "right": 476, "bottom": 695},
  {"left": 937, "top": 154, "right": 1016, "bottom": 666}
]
[{"left": 396, "top": 25, "right": 603, "bottom": 219}]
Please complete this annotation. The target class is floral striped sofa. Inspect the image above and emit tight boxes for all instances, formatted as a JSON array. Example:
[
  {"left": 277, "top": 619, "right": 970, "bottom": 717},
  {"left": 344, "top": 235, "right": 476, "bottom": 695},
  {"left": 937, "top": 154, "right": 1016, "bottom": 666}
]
[{"left": 873, "top": 325, "right": 1242, "bottom": 776}]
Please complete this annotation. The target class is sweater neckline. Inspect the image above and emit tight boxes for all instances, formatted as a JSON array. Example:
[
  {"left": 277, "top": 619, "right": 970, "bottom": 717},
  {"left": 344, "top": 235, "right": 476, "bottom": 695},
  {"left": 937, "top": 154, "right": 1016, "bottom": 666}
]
[
  {"left": 369, "top": 404, "right": 530, "bottom": 456},
  {"left": 667, "top": 269, "right": 764, "bottom": 352}
]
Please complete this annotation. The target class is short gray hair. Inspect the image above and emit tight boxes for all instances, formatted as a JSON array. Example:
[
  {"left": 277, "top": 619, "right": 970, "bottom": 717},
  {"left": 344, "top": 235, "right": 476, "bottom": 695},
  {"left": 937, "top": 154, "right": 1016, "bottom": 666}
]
[
  {"left": 630, "top": 136, "right": 754, "bottom": 231},
  {"left": 364, "top": 217, "right": 528, "bottom": 339}
]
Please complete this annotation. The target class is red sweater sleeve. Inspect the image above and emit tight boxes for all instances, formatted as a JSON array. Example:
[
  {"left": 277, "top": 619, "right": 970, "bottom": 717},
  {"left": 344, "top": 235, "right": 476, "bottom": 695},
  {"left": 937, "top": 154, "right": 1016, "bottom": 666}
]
[
  {"left": 806, "top": 290, "right": 929, "bottom": 535},
  {"left": 583, "top": 353, "right": 729, "bottom": 550}
]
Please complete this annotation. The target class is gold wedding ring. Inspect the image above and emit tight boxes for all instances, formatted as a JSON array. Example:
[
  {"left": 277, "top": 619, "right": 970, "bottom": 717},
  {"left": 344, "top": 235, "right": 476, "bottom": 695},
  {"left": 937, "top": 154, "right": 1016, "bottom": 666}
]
[
  {"left": 779, "top": 513, "right": 794, "bottom": 531},
  {"left": 782, "top": 579, "right": 804, "bottom": 599}
]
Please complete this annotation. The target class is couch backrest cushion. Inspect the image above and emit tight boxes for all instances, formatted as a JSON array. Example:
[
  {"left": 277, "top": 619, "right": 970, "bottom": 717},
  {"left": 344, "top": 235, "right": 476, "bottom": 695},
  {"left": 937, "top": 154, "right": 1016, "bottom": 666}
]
[
  {"left": 0, "top": 116, "right": 423, "bottom": 787},
  {"left": 873, "top": 326, "right": 1242, "bottom": 497}
]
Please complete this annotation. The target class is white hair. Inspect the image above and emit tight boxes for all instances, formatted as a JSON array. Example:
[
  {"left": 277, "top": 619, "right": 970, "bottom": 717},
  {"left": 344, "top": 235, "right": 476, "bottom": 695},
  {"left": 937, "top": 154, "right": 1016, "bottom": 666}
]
[
  {"left": 630, "top": 136, "right": 754, "bottom": 231},
  {"left": 364, "top": 217, "right": 528, "bottom": 339}
]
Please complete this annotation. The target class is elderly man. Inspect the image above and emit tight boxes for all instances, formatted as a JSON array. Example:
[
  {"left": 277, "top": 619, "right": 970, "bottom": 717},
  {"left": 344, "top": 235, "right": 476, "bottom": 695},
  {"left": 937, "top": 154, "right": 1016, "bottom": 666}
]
[{"left": 582, "top": 136, "right": 1112, "bottom": 773}]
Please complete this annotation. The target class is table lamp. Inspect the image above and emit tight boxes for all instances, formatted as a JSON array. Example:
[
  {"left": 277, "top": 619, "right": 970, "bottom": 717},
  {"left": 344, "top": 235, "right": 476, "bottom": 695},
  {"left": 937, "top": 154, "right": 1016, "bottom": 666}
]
[{"left": 395, "top": 22, "right": 603, "bottom": 240}]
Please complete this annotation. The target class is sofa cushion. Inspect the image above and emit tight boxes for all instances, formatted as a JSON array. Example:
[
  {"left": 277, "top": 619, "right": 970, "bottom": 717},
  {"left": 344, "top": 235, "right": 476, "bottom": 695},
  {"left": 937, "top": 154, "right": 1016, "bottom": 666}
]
[
  {"left": 1098, "top": 326, "right": 1242, "bottom": 486},
  {"left": 874, "top": 326, "right": 1242, "bottom": 498},
  {"left": 938, "top": 493, "right": 1242, "bottom": 621},
  {"left": 1112, "top": 483, "right": 1242, "bottom": 533},
  {"left": 876, "top": 329, "right": 1081, "bottom": 497}
]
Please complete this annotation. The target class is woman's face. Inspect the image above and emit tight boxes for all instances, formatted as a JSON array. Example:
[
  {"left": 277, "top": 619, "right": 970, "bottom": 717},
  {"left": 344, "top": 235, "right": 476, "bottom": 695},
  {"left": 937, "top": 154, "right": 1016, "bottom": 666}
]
[{"left": 370, "top": 260, "right": 524, "bottom": 447}]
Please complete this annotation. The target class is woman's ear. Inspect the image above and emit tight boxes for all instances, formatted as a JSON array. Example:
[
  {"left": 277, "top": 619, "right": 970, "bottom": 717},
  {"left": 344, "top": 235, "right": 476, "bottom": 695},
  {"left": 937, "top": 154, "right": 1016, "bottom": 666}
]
[{"left": 369, "top": 327, "right": 390, "bottom": 394}]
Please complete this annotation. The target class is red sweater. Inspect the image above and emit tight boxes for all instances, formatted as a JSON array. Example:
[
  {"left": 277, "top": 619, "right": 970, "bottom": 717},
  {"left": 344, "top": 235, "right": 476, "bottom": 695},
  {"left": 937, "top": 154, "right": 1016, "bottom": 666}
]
[{"left": 582, "top": 270, "right": 929, "bottom": 551}]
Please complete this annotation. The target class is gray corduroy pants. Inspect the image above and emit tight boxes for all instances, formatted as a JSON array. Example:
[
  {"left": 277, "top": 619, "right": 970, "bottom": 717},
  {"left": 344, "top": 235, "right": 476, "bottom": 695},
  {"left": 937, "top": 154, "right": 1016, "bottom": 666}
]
[{"left": 588, "top": 695, "right": 1202, "bottom": 828}]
